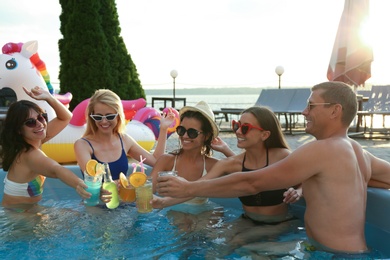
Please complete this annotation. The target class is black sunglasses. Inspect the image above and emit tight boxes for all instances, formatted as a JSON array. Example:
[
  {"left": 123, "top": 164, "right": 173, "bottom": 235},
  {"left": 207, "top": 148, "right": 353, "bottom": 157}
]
[
  {"left": 176, "top": 126, "right": 203, "bottom": 139},
  {"left": 90, "top": 113, "right": 118, "bottom": 121},
  {"left": 24, "top": 113, "right": 48, "bottom": 128},
  {"left": 232, "top": 120, "right": 264, "bottom": 135}
]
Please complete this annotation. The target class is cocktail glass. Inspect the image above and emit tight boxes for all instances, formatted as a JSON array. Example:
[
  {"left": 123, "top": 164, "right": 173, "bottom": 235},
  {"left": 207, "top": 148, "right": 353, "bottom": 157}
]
[
  {"left": 84, "top": 172, "right": 102, "bottom": 206},
  {"left": 119, "top": 184, "right": 136, "bottom": 203},
  {"left": 158, "top": 170, "right": 178, "bottom": 177},
  {"left": 135, "top": 177, "right": 153, "bottom": 213}
]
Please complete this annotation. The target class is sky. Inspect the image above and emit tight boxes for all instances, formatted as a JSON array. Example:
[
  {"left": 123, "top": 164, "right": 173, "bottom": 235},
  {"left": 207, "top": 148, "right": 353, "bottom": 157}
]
[{"left": 0, "top": 0, "right": 389, "bottom": 90}]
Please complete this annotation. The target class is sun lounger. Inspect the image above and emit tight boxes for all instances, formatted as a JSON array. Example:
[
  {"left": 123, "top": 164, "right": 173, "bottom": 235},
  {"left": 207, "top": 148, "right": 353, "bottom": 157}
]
[
  {"left": 357, "top": 85, "right": 390, "bottom": 134},
  {"left": 255, "top": 88, "right": 311, "bottom": 133}
]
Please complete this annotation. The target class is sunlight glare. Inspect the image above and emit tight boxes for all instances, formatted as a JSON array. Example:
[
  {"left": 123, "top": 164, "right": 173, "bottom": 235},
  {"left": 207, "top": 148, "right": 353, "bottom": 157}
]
[{"left": 360, "top": 17, "right": 372, "bottom": 47}]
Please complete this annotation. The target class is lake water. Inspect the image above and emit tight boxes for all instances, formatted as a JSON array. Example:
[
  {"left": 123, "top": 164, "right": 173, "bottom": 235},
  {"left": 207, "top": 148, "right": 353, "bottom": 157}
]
[
  {"left": 145, "top": 88, "right": 261, "bottom": 111},
  {"left": 145, "top": 88, "right": 390, "bottom": 129}
]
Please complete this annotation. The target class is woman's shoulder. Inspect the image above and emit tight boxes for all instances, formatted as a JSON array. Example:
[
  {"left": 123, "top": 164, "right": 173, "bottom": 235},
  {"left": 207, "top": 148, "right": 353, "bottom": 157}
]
[
  {"left": 155, "top": 153, "right": 176, "bottom": 164},
  {"left": 23, "top": 146, "right": 49, "bottom": 163},
  {"left": 153, "top": 153, "right": 176, "bottom": 170},
  {"left": 268, "top": 147, "right": 291, "bottom": 162}
]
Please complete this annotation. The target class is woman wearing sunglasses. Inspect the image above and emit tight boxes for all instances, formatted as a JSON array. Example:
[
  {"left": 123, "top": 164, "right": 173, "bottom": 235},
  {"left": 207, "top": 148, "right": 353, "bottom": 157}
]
[
  {"left": 153, "top": 107, "right": 301, "bottom": 237},
  {"left": 150, "top": 101, "right": 232, "bottom": 206},
  {"left": 74, "top": 89, "right": 175, "bottom": 182},
  {"left": 154, "top": 106, "right": 300, "bottom": 207},
  {"left": 1, "top": 86, "right": 89, "bottom": 212}
]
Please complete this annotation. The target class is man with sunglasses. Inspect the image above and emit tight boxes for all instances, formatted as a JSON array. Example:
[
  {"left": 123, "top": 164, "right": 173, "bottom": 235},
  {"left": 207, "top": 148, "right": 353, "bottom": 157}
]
[{"left": 157, "top": 81, "right": 390, "bottom": 255}]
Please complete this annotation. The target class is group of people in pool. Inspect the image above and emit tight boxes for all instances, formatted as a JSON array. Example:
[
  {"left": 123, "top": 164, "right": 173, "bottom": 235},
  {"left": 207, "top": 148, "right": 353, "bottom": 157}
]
[{"left": 1, "top": 81, "right": 390, "bottom": 255}]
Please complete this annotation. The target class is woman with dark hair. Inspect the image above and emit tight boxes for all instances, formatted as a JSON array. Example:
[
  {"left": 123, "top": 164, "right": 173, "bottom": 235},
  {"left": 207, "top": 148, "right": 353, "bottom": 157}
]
[
  {"left": 151, "top": 101, "right": 223, "bottom": 205},
  {"left": 153, "top": 106, "right": 301, "bottom": 218},
  {"left": 1, "top": 86, "right": 89, "bottom": 212},
  {"left": 153, "top": 106, "right": 301, "bottom": 250}
]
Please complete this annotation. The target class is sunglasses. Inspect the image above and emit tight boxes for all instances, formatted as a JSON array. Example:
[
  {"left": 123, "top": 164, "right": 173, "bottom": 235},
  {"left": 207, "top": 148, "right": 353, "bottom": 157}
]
[
  {"left": 24, "top": 113, "right": 48, "bottom": 128},
  {"left": 176, "top": 126, "right": 203, "bottom": 139},
  {"left": 232, "top": 120, "right": 264, "bottom": 135},
  {"left": 306, "top": 102, "right": 335, "bottom": 112},
  {"left": 90, "top": 113, "right": 118, "bottom": 122}
]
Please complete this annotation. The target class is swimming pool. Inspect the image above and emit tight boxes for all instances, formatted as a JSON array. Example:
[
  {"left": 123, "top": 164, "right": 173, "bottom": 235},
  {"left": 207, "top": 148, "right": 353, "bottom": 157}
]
[{"left": 0, "top": 165, "right": 389, "bottom": 259}]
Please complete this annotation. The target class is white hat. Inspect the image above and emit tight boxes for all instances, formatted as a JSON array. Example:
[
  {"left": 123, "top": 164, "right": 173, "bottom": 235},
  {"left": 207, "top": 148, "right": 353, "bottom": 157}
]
[{"left": 179, "top": 101, "right": 219, "bottom": 138}]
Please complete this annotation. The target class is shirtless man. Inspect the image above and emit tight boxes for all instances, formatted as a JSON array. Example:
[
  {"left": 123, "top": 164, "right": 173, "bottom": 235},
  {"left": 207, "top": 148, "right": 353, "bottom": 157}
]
[{"left": 157, "top": 81, "right": 390, "bottom": 254}]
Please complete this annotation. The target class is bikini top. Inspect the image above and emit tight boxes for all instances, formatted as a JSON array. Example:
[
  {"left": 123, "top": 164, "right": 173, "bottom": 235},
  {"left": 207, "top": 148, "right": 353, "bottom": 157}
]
[
  {"left": 81, "top": 134, "right": 128, "bottom": 180},
  {"left": 238, "top": 149, "right": 286, "bottom": 207},
  {"left": 172, "top": 155, "right": 208, "bottom": 205},
  {"left": 4, "top": 174, "right": 46, "bottom": 197}
]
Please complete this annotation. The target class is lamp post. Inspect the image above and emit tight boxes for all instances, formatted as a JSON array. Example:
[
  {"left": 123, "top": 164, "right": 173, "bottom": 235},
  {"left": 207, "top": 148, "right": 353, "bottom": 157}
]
[
  {"left": 275, "top": 66, "right": 284, "bottom": 89},
  {"left": 170, "top": 70, "right": 178, "bottom": 100}
]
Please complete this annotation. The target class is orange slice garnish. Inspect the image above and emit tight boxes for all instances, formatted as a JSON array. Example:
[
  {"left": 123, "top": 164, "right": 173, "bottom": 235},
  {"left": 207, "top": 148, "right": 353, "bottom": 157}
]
[
  {"left": 119, "top": 172, "right": 130, "bottom": 188},
  {"left": 129, "top": 172, "right": 147, "bottom": 188},
  {"left": 86, "top": 159, "right": 98, "bottom": 176}
]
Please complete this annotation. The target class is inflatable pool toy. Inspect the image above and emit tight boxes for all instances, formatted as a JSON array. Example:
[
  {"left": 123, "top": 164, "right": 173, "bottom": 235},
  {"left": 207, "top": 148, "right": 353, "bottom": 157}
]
[
  {"left": 162, "top": 107, "right": 180, "bottom": 138},
  {"left": 132, "top": 107, "right": 180, "bottom": 140},
  {"left": 0, "top": 40, "right": 157, "bottom": 163}
]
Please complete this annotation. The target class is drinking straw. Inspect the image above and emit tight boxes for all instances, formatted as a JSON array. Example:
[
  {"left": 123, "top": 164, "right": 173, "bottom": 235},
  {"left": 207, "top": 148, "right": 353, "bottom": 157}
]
[{"left": 131, "top": 155, "right": 147, "bottom": 173}]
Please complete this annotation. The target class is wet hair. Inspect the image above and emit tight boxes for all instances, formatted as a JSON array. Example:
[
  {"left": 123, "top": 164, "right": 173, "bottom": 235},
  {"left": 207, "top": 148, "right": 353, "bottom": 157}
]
[
  {"left": 0, "top": 100, "right": 45, "bottom": 171},
  {"left": 241, "top": 106, "right": 290, "bottom": 149},
  {"left": 84, "top": 89, "right": 126, "bottom": 137},
  {"left": 312, "top": 81, "right": 357, "bottom": 126},
  {"left": 172, "top": 110, "right": 214, "bottom": 157}
]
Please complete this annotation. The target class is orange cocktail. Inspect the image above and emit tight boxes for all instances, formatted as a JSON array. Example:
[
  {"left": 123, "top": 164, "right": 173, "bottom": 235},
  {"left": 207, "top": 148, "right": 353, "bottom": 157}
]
[{"left": 119, "top": 184, "right": 136, "bottom": 203}]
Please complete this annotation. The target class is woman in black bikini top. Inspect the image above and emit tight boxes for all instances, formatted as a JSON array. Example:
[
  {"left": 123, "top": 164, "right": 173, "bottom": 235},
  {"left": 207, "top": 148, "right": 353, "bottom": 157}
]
[{"left": 197, "top": 106, "right": 302, "bottom": 224}]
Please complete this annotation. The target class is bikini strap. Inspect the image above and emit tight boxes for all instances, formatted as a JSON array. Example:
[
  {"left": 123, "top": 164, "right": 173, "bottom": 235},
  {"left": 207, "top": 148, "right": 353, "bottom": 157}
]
[
  {"left": 202, "top": 155, "right": 207, "bottom": 175},
  {"left": 81, "top": 138, "right": 95, "bottom": 154},
  {"left": 118, "top": 133, "right": 125, "bottom": 150},
  {"left": 242, "top": 148, "right": 269, "bottom": 169},
  {"left": 242, "top": 153, "right": 247, "bottom": 169},
  {"left": 172, "top": 155, "right": 178, "bottom": 171}
]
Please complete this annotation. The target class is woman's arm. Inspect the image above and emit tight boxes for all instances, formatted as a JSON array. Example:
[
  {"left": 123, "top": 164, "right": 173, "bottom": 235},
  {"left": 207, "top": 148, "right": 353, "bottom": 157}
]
[
  {"left": 74, "top": 138, "right": 93, "bottom": 173},
  {"left": 211, "top": 137, "right": 235, "bottom": 157},
  {"left": 150, "top": 109, "right": 176, "bottom": 159},
  {"left": 26, "top": 148, "right": 90, "bottom": 199},
  {"left": 23, "top": 86, "right": 72, "bottom": 143},
  {"left": 151, "top": 155, "right": 241, "bottom": 208}
]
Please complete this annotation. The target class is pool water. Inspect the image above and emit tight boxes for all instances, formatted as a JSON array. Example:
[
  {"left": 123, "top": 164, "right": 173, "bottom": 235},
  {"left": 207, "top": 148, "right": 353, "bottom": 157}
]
[
  {"left": 0, "top": 199, "right": 299, "bottom": 259},
  {"left": 0, "top": 198, "right": 386, "bottom": 259},
  {"left": 0, "top": 175, "right": 389, "bottom": 259}
]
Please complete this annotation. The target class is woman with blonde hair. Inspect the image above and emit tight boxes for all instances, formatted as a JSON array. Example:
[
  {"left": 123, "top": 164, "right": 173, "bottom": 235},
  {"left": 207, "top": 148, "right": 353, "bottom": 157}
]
[{"left": 74, "top": 89, "right": 175, "bottom": 180}]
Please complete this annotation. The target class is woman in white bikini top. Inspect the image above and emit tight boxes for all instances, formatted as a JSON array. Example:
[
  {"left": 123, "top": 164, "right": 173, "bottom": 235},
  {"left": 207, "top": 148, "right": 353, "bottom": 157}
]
[
  {"left": 171, "top": 155, "right": 208, "bottom": 205},
  {"left": 151, "top": 101, "right": 224, "bottom": 209}
]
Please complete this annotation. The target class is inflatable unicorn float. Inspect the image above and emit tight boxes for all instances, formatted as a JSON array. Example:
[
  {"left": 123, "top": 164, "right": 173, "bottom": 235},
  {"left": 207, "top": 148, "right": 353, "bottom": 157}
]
[{"left": 0, "top": 40, "right": 179, "bottom": 163}]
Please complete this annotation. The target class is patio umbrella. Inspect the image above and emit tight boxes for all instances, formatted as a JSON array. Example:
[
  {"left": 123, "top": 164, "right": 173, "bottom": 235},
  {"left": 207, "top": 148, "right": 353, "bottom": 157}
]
[{"left": 327, "top": 0, "right": 373, "bottom": 88}]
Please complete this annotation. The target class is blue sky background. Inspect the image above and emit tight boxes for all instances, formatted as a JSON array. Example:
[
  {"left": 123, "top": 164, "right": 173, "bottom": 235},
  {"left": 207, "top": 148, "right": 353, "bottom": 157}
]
[{"left": 0, "top": 0, "right": 389, "bottom": 89}]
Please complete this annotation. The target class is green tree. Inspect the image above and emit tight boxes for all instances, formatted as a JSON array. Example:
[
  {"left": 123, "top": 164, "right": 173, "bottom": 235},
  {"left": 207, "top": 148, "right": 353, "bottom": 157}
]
[
  {"left": 58, "top": 0, "right": 144, "bottom": 110},
  {"left": 99, "top": 0, "right": 145, "bottom": 100}
]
